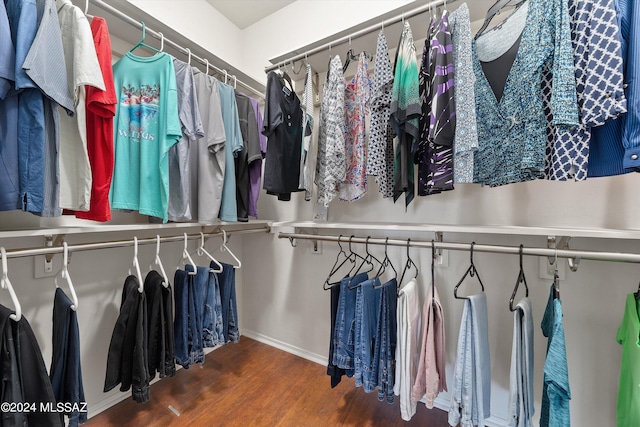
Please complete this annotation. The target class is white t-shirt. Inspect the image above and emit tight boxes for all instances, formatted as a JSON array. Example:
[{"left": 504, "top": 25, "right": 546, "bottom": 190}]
[{"left": 56, "top": 0, "right": 105, "bottom": 211}]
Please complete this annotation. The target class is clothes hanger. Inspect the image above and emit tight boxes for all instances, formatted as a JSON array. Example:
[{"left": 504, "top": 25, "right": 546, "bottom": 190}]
[
  {"left": 129, "top": 237, "right": 143, "bottom": 292},
  {"left": 373, "top": 238, "right": 398, "bottom": 289},
  {"left": 84, "top": 0, "right": 89, "bottom": 14},
  {"left": 634, "top": 281, "right": 640, "bottom": 300},
  {"left": 431, "top": 239, "right": 436, "bottom": 300},
  {"left": 150, "top": 235, "right": 169, "bottom": 288},
  {"left": 54, "top": 242, "right": 79, "bottom": 311},
  {"left": 186, "top": 48, "right": 192, "bottom": 65},
  {"left": 399, "top": 239, "right": 419, "bottom": 286},
  {"left": 553, "top": 245, "right": 560, "bottom": 299},
  {"left": 223, "top": 70, "right": 228, "bottom": 85},
  {"left": 509, "top": 245, "right": 529, "bottom": 311},
  {"left": 193, "top": 232, "right": 223, "bottom": 273},
  {"left": 454, "top": 242, "right": 485, "bottom": 299},
  {"left": 178, "top": 233, "right": 198, "bottom": 275},
  {"left": 348, "top": 237, "right": 381, "bottom": 289},
  {"left": 158, "top": 32, "right": 164, "bottom": 52},
  {"left": 205, "top": 59, "right": 210, "bottom": 76},
  {"left": 475, "top": 0, "right": 528, "bottom": 40},
  {"left": 0, "top": 248, "right": 21, "bottom": 321},
  {"left": 129, "top": 22, "right": 163, "bottom": 54},
  {"left": 323, "top": 235, "right": 354, "bottom": 290},
  {"left": 290, "top": 59, "right": 304, "bottom": 76},
  {"left": 233, "top": 75, "right": 237, "bottom": 90},
  {"left": 219, "top": 230, "right": 241, "bottom": 269}
]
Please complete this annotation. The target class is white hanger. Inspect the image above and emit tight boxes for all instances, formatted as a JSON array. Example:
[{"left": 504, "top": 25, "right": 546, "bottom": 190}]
[
  {"left": 186, "top": 48, "right": 192, "bottom": 65},
  {"left": 205, "top": 59, "right": 210, "bottom": 76},
  {"left": 195, "top": 233, "right": 223, "bottom": 273},
  {"left": 232, "top": 75, "right": 237, "bottom": 89},
  {"left": 158, "top": 32, "right": 164, "bottom": 51},
  {"left": 55, "top": 242, "right": 79, "bottom": 311},
  {"left": 220, "top": 230, "right": 241, "bottom": 269},
  {"left": 0, "top": 248, "right": 21, "bottom": 321},
  {"left": 223, "top": 69, "right": 228, "bottom": 85},
  {"left": 152, "top": 235, "right": 169, "bottom": 288},
  {"left": 84, "top": 0, "right": 89, "bottom": 15},
  {"left": 179, "top": 233, "right": 197, "bottom": 275},
  {"left": 130, "top": 237, "right": 143, "bottom": 292}
]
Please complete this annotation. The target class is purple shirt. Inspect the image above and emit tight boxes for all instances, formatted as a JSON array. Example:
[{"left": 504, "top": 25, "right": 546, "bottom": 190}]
[{"left": 249, "top": 97, "right": 265, "bottom": 218}]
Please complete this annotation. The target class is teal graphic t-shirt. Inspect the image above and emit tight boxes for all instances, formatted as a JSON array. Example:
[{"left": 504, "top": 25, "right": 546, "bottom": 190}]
[{"left": 110, "top": 52, "right": 181, "bottom": 222}]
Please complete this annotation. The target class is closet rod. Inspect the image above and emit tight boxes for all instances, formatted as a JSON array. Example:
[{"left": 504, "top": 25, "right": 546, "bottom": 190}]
[
  {"left": 2, "top": 228, "right": 267, "bottom": 260},
  {"left": 278, "top": 233, "right": 640, "bottom": 264},
  {"left": 89, "top": 0, "right": 264, "bottom": 99},
  {"left": 264, "top": 0, "right": 459, "bottom": 73}
]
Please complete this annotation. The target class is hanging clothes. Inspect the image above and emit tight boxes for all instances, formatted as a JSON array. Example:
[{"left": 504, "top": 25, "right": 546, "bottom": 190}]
[
  {"left": 367, "top": 30, "right": 395, "bottom": 199},
  {"left": 507, "top": 297, "right": 534, "bottom": 427},
  {"left": 418, "top": 10, "right": 455, "bottom": 196},
  {"left": 353, "top": 277, "right": 382, "bottom": 392},
  {"left": 217, "top": 82, "right": 242, "bottom": 221},
  {"left": 56, "top": 0, "right": 105, "bottom": 212},
  {"left": 544, "top": 0, "right": 626, "bottom": 181},
  {"left": 50, "top": 288, "right": 87, "bottom": 427},
  {"left": 616, "top": 293, "right": 640, "bottom": 427},
  {"left": 449, "top": 3, "right": 479, "bottom": 184},
  {"left": 235, "top": 91, "right": 261, "bottom": 222},
  {"left": 248, "top": 97, "right": 266, "bottom": 218},
  {"left": 333, "top": 273, "right": 368, "bottom": 374},
  {"left": 104, "top": 275, "right": 150, "bottom": 403},
  {"left": 394, "top": 278, "right": 421, "bottom": 421},
  {"left": 339, "top": 53, "right": 371, "bottom": 202},
  {"left": 194, "top": 265, "right": 225, "bottom": 348},
  {"left": 300, "top": 63, "right": 316, "bottom": 201},
  {"left": 315, "top": 56, "right": 345, "bottom": 207},
  {"left": 540, "top": 284, "right": 571, "bottom": 427},
  {"left": 216, "top": 262, "right": 239, "bottom": 343},
  {"left": 390, "top": 21, "right": 420, "bottom": 207},
  {"left": 327, "top": 280, "right": 347, "bottom": 387},
  {"left": 375, "top": 278, "right": 398, "bottom": 404},
  {"left": 144, "top": 270, "right": 176, "bottom": 380},
  {"left": 448, "top": 293, "right": 491, "bottom": 427},
  {"left": 75, "top": 16, "right": 117, "bottom": 222},
  {"left": 173, "top": 266, "right": 203, "bottom": 369},
  {"left": 167, "top": 58, "right": 204, "bottom": 222},
  {"left": 110, "top": 51, "right": 182, "bottom": 222},
  {"left": 588, "top": 0, "right": 640, "bottom": 177},
  {"left": 262, "top": 71, "right": 304, "bottom": 201},
  {"left": 412, "top": 280, "right": 446, "bottom": 409},
  {"left": 472, "top": 0, "right": 579, "bottom": 187}
]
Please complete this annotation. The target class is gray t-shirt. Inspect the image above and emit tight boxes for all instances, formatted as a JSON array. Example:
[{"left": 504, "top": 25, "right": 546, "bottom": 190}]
[
  {"left": 190, "top": 69, "right": 226, "bottom": 223},
  {"left": 168, "top": 59, "right": 204, "bottom": 222}
]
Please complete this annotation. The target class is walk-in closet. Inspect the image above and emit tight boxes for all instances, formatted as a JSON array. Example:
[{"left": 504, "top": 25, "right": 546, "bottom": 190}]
[{"left": 0, "top": 0, "right": 638, "bottom": 426}]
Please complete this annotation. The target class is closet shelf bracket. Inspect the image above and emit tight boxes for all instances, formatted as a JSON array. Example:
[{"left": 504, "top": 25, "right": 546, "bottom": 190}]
[
  {"left": 44, "top": 235, "right": 65, "bottom": 264},
  {"left": 295, "top": 227, "right": 319, "bottom": 252},
  {"left": 547, "top": 236, "right": 580, "bottom": 272}
]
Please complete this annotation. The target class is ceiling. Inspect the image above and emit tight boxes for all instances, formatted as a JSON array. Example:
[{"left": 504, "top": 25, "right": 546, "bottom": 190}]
[{"left": 205, "top": 0, "right": 296, "bottom": 29}]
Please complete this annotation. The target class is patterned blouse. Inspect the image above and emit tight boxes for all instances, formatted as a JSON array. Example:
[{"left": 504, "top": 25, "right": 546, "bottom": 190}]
[
  {"left": 367, "top": 30, "right": 395, "bottom": 199},
  {"left": 339, "top": 53, "right": 371, "bottom": 202},
  {"left": 418, "top": 10, "right": 455, "bottom": 196},
  {"left": 472, "top": 0, "right": 579, "bottom": 187},
  {"left": 301, "top": 63, "right": 316, "bottom": 200},
  {"left": 315, "top": 55, "right": 345, "bottom": 207},
  {"left": 449, "top": 3, "right": 478, "bottom": 184},
  {"left": 543, "top": 0, "right": 626, "bottom": 181},
  {"left": 390, "top": 22, "right": 421, "bottom": 207}
]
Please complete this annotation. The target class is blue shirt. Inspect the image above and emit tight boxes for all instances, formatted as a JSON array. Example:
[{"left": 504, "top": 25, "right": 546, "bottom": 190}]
[
  {"left": 217, "top": 82, "right": 242, "bottom": 222},
  {"left": 589, "top": 0, "right": 640, "bottom": 176}
]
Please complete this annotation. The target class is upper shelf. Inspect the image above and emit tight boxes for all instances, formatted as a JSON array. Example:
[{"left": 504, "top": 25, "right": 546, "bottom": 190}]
[{"left": 270, "top": 221, "right": 640, "bottom": 240}]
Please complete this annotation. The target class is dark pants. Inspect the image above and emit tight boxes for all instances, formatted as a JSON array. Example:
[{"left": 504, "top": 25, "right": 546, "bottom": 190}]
[
  {"left": 217, "top": 263, "right": 239, "bottom": 343},
  {"left": 327, "top": 281, "right": 346, "bottom": 388},
  {"left": 174, "top": 266, "right": 203, "bottom": 368}
]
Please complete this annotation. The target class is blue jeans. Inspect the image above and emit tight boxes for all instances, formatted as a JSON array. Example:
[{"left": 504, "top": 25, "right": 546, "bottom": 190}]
[
  {"left": 354, "top": 278, "right": 381, "bottom": 392},
  {"left": 173, "top": 266, "right": 203, "bottom": 368},
  {"left": 333, "top": 272, "right": 368, "bottom": 374},
  {"left": 217, "top": 263, "right": 239, "bottom": 343},
  {"left": 376, "top": 279, "right": 397, "bottom": 403},
  {"left": 195, "top": 265, "right": 224, "bottom": 347}
]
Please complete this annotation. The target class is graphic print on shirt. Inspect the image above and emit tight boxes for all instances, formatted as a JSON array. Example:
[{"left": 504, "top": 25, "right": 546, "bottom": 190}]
[{"left": 118, "top": 84, "right": 160, "bottom": 142}]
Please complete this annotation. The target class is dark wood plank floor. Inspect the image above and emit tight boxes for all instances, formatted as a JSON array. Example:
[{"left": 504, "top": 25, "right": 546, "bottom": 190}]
[{"left": 86, "top": 337, "right": 450, "bottom": 426}]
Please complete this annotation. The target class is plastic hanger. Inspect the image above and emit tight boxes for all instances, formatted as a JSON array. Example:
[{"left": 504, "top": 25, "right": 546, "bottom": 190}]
[
  {"left": 475, "top": 0, "right": 528, "bottom": 40},
  {"left": 129, "top": 237, "right": 143, "bottom": 292},
  {"left": 84, "top": 0, "right": 89, "bottom": 15},
  {"left": 194, "top": 232, "right": 223, "bottom": 273},
  {"left": 151, "top": 235, "right": 169, "bottom": 288},
  {"left": 220, "top": 230, "right": 241, "bottom": 269},
  {"left": 205, "top": 59, "right": 210, "bottom": 76},
  {"left": 223, "top": 70, "right": 228, "bottom": 85},
  {"left": 129, "top": 22, "right": 163, "bottom": 54},
  {"left": 0, "top": 248, "right": 21, "bottom": 321},
  {"left": 158, "top": 32, "right": 164, "bottom": 51},
  {"left": 54, "top": 242, "right": 79, "bottom": 311},
  {"left": 454, "top": 242, "right": 485, "bottom": 299},
  {"left": 553, "top": 246, "right": 560, "bottom": 299},
  {"left": 373, "top": 238, "right": 398, "bottom": 289},
  {"left": 509, "top": 245, "right": 529, "bottom": 311},
  {"left": 178, "top": 233, "right": 198, "bottom": 275},
  {"left": 399, "top": 239, "right": 419, "bottom": 286},
  {"left": 186, "top": 48, "right": 192, "bottom": 65},
  {"left": 348, "top": 237, "right": 381, "bottom": 289},
  {"left": 232, "top": 75, "right": 237, "bottom": 89},
  {"left": 323, "top": 235, "right": 354, "bottom": 290}
]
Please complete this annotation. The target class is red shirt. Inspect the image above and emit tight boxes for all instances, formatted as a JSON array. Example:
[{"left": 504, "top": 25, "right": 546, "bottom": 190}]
[{"left": 76, "top": 17, "right": 116, "bottom": 222}]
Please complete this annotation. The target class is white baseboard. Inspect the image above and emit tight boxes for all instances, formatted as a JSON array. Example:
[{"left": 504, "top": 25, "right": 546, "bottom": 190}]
[
  {"left": 432, "top": 395, "right": 508, "bottom": 427},
  {"left": 241, "top": 329, "right": 328, "bottom": 366}
]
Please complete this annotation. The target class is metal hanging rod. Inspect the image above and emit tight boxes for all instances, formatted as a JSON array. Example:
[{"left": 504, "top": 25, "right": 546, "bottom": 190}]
[
  {"left": 90, "top": 0, "right": 264, "bottom": 99},
  {"left": 2, "top": 227, "right": 267, "bottom": 260},
  {"left": 264, "top": 0, "right": 459, "bottom": 73},
  {"left": 278, "top": 233, "right": 640, "bottom": 264}
]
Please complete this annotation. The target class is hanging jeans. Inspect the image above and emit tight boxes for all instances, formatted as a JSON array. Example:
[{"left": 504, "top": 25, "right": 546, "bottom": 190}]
[
  {"left": 217, "top": 263, "right": 239, "bottom": 343},
  {"left": 50, "top": 288, "right": 86, "bottom": 427},
  {"left": 376, "top": 278, "right": 397, "bottom": 403},
  {"left": 195, "top": 265, "right": 224, "bottom": 348},
  {"left": 327, "top": 280, "right": 347, "bottom": 388},
  {"left": 354, "top": 278, "right": 381, "bottom": 392},
  {"left": 144, "top": 270, "right": 176, "bottom": 379},
  {"left": 174, "top": 266, "right": 203, "bottom": 368},
  {"left": 333, "top": 272, "right": 369, "bottom": 374}
]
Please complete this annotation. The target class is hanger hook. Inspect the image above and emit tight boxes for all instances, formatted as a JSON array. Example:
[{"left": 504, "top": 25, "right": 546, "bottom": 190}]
[
  {"left": 158, "top": 32, "right": 164, "bottom": 51},
  {"left": 140, "top": 21, "right": 146, "bottom": 41},
  {"left": 470, "top": 242, "right": 477, "bottom": 277},
  {"left": 84, "top": 0, "right": 89, "bottom": 15},
  {"left": 337, "top": 235, "right": 344, "bottom": 252},
  {"left": 1, "top": 247, "right": 7, "bottom": 284},
  {"left": 134, "top": 237, "right": 138, "bottom": 259},
  {"left": 205, "top": 59, "right": 210, "bottom": 75},
  {"left": 63, "top": 241, "right": 69, "bottom": 270},
  {"left": 349, "top": 36, "right": 352, "bottom": 46},
  {"left": 365, "top": 236, "right": 371, "bottom": 254},
  {"left": 349, "top": 235, "right": 355, "bottom": 253},
  {"left": 288, "top": 236, "right": 297, "bottom": 247},
  {"left": 223, "top": 69, "right": 228, "bottom": 84},
  {"left": 186, "top": 48, "right": 192, "bottom": 65},
  {"left": 233, "top": 75, "right": 237, "bottom": 89},
  {"left": 183, "top": 233, "right": 189, "bottom": 252},
  {"left": 156, "top": 235, "right": 161, "bottom": 256}
]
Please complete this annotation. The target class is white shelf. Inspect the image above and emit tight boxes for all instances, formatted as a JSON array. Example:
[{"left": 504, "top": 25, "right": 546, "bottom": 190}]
[{"left": 270, "top": 221, "right": 640, "bottom": 240}]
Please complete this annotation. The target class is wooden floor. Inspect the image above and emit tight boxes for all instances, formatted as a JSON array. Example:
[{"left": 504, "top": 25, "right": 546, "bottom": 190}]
[{"left": 87, "top": 337, "right": 450, "bottom": 426}]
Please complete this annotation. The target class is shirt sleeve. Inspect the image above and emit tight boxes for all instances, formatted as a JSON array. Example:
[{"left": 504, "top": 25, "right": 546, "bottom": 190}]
[
  {"left": 86, "top": 18, "right": 116, "bottom": 119},
  {"left": 549, "top": 0, "right": 580, "bottom": 130},
  {"left": 229, "top": 96, "right": 243, "bottom": 156},
  {"left": 164, "top": 61, "right": 182, "bottom": 147},
  {"left": 71, "top": 7, "right": 105, "bottom": 94},
  {"left": 0, "top": 1, "right": 15, "bottom": 99},
  {"left": 262, "top": 71, "right": 283, "bottom": 137},
  {"left": 246, "top": 104, "right": 261, "bottom": 163},
  {"left": 620, "top": 0, "right": 640, "bottom": 168}
]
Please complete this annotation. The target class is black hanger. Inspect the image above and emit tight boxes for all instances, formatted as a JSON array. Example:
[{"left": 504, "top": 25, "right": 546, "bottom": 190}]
[
  {"left": 553, "top": 264, "right": 560, "bottom": 300},
  {"left": 454, "top": 242, "right": 485, "bottom": 299},
  {"left": 634, "top": 281, "right": 640, "bottom": 300},
  {"left": 509, "top": 245, "right": 529, "bottom": 311},
  {"left": 475, "top": 0, "right": 528, "bottom": 40},
  {"left": 373, "top": 238, "right": 398, "bottom": 289},
  {"left": 348, "top": 237, "right": 381, "bottom": 289},
  {"left": 399, "top": 239, "right": 419, "bottom": 285},
  {"left": 323, "top": 235, "right": 352, "bottom": 290}
]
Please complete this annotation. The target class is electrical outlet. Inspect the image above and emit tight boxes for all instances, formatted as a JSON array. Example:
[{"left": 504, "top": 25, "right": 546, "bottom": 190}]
[
  {"left": 435, "top": 250, "right": 449, "bottom": 267},
  {"left": 538, "top": 257, "right": 566, "bottom": 280}
]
